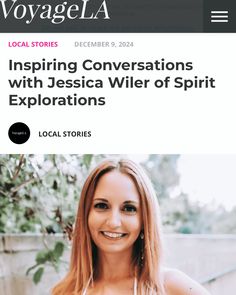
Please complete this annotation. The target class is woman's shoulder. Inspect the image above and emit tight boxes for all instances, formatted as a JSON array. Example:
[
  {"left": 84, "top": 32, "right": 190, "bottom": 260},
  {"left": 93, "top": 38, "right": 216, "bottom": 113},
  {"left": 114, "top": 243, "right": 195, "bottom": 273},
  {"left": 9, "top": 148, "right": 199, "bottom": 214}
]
[{"left": 162, "top": 268, "right": 211, "bottom": 295}]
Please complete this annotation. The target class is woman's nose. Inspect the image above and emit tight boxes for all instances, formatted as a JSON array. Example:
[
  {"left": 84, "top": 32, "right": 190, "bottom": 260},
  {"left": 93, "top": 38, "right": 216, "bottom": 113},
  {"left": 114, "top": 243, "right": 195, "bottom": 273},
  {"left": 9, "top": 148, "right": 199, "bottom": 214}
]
[{"left": 106, "top": 210, "right": 122, "bottom": 228}]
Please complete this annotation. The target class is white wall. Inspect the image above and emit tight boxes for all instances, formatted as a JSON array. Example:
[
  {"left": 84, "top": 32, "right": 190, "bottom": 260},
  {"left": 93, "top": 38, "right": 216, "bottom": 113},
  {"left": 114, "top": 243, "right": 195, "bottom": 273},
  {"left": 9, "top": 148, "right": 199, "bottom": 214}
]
[{"left": 1, "top": 234, "right": 236, "bottom": 295}]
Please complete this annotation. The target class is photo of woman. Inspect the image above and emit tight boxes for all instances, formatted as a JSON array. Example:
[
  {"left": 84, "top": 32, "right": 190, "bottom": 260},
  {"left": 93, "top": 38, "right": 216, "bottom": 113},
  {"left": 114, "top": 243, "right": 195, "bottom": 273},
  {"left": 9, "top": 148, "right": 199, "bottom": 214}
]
[{"left": 52, "top": 158, "right": 210, "bottom": 295}]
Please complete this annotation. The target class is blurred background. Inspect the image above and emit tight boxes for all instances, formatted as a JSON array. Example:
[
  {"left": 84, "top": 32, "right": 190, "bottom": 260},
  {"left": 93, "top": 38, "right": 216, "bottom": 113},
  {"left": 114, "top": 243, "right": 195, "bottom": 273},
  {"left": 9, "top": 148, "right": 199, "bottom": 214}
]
[{"left": 0, "top": 154, "right": 236, "bottom": 294}]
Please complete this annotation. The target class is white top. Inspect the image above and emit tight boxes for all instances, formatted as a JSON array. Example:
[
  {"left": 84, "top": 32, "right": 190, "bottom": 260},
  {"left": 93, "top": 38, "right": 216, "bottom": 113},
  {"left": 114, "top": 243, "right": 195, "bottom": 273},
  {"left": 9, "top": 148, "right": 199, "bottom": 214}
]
[{"left": 82, "top": 277, "right": 138, "bottom": 295}]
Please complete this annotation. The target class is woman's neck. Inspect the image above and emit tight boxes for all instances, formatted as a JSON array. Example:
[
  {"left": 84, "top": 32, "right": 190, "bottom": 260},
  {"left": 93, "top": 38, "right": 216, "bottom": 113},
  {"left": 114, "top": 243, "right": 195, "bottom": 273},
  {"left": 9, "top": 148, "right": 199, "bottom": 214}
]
[{"left": 96, "top": 251, "right": 134, "bottom": 282}]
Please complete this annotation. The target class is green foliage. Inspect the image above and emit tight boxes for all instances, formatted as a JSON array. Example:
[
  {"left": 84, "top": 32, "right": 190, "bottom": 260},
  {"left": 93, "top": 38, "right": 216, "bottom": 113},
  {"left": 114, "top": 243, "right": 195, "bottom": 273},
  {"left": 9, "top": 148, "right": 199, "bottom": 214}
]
[
  {"left": 142, "top": 155, "right": 236, "bottom": 234},
  {"left": 0, "top": 154, "right": 103, "bottom": 234},
  {"left": 33, "top": 267, "right": 44, "bottom": 284},
  {"left": 143, "top": 155, "right": 180, "bottom": 200},
  {"left": 54, "top": 241, "right": 65, "bottom": 260},
  {"left": 0, "top": 154, "right": 104, "bottom": 284},
  {"left": 26, "top": 241, "right": 65, "bottom": 284}
]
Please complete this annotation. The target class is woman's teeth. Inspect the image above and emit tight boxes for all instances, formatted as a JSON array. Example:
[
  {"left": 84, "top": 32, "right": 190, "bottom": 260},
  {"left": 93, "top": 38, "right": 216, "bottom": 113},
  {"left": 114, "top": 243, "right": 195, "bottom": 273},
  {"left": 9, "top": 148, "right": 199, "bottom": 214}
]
[{"left": 102, "top": 231, "right": 126, "bottom": 238}]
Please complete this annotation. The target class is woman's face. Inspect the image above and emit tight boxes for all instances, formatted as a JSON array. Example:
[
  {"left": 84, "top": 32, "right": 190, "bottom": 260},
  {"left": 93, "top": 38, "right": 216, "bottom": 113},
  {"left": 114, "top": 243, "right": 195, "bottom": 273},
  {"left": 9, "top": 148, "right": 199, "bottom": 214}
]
[{"left": 88, "top": 170, "right": 142, "bottom": 257}]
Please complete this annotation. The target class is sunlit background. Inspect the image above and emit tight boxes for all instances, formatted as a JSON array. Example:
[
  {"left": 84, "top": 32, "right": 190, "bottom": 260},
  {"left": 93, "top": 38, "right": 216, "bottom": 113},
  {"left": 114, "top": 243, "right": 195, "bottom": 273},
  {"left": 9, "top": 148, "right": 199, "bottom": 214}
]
[
  {"left": 177, "top": 155, "right": 236, "bottom": 210},
  {"left": 129, "top": 154, "right": 236, "bottom": 211}
]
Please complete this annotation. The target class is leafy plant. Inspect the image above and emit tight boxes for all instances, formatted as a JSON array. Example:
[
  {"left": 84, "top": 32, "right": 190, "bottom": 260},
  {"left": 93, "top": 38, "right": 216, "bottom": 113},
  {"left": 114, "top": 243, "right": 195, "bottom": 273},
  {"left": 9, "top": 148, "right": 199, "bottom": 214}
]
[
  {"left": 0, "top": 154, "right": 104, "bottom": 283},
  {"left": 26, "top": 241, "right": 65, "bottom": 284}
]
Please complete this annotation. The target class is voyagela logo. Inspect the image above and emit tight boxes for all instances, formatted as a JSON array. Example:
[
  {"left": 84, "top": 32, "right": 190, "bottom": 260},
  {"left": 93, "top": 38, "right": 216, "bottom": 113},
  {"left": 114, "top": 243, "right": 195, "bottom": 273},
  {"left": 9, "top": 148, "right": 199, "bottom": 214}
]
[{"left": 0, "top": 0, "right": 110, "bottom": 24}]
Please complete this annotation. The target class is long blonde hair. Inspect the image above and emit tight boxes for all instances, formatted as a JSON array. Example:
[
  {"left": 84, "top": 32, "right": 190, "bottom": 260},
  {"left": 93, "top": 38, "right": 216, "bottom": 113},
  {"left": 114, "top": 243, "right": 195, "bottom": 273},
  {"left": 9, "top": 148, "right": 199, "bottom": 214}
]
[{"left": 52, "top": 159, "right": 165, "bottom": 294}]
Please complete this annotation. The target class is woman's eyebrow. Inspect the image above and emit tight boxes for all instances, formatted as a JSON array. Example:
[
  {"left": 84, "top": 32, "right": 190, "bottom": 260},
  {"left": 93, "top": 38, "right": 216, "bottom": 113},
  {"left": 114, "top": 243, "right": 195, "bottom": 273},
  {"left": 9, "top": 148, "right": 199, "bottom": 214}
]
[
  {"left": 93, "top": 198, "right": 108, "bottom": 202},
  {"left": 123, "top": 200, "right": 139, "bottom": 205}
]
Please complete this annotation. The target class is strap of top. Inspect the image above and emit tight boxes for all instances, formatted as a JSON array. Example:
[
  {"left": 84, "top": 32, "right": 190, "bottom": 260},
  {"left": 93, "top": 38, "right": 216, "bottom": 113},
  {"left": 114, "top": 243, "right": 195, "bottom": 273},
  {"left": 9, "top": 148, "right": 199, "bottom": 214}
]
[
  {"left": 134, "top": 277, "right": 138, "bottom": 295},
  {"left": 81, "top": 276, "right": 92, "bottom": 295}
]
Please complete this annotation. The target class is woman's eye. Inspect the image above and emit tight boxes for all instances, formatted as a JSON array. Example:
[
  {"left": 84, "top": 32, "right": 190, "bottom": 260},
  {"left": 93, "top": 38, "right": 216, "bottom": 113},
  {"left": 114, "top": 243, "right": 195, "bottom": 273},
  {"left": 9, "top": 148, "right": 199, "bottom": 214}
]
[
  {"left": 123, "top": 205, "right": 137, "bottom": 213},
  {"left": 94, "top": 202, "right": 108, "bottom": 210}
]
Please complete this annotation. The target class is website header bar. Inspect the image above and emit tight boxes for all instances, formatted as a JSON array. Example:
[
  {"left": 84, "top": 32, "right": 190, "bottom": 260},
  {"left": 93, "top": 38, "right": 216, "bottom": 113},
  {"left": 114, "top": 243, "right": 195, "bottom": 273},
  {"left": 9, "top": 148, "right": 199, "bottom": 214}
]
[{"left": 0, "top": 0, "right": 235, "bottom": 32}]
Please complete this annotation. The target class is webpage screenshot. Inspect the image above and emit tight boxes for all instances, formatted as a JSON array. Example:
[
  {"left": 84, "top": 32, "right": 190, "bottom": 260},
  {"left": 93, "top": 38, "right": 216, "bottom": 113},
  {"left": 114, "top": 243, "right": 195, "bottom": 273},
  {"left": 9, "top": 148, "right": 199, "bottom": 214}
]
[{"left": 0, "top": 1, "right": 236, "bottom": 295}]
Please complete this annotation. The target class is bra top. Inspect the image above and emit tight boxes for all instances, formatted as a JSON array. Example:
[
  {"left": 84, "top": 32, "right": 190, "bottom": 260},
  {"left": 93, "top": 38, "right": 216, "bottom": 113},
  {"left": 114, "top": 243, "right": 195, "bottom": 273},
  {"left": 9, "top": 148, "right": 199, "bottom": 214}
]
[{"left": 82, "top": 277, "right": 137, "bottom": 295}]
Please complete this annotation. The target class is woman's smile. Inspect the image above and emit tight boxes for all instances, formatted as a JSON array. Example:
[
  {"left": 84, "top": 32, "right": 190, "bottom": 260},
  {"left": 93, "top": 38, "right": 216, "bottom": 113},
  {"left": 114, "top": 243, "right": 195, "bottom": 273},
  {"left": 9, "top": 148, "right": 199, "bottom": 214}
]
[{"left": 101, "top": 231, "right": 128, "bottom": 239}]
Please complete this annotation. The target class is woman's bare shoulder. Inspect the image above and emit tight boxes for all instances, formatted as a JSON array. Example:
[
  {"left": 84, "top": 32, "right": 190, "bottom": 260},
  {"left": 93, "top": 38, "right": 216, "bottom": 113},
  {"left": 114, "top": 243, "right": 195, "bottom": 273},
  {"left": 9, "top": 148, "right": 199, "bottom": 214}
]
[{"left": 163, "top": 268, "right": 211, "bottom": 295}]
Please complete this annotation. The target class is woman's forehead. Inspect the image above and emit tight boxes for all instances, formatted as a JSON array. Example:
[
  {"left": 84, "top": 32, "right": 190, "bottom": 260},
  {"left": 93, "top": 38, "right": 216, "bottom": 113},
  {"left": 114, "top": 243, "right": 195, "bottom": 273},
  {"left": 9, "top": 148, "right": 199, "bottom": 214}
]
[{"left": 93, "top": 171, "right": 140, "bottom": 203}]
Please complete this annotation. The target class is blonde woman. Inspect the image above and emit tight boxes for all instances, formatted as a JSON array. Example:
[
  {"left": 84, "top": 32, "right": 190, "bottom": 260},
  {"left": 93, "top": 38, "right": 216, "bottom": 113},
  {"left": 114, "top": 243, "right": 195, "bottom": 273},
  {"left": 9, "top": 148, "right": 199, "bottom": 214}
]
[{"left": 52, "top": 159, "right": 210, "bottom": 295}]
